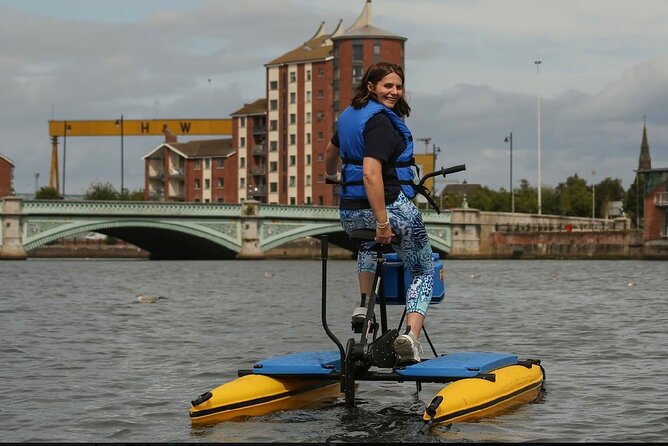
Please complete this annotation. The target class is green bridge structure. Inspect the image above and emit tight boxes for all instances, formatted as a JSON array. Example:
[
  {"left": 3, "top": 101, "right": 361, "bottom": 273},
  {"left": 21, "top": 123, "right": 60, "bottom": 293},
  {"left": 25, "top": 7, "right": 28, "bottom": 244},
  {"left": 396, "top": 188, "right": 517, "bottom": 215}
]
[{"left": 0, "top": 197, "right": 455, "bottom": 260}]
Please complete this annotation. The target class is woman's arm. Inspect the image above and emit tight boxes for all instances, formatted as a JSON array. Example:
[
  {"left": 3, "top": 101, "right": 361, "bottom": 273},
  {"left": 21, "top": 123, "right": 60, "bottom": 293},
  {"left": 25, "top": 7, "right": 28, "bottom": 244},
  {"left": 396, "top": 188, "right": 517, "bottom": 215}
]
[
  {"left": 325, "top": 141, "right": 340, "bottom": 181},
  {"left": 363, "top": 157, "right": 392, "bottom": 242}
]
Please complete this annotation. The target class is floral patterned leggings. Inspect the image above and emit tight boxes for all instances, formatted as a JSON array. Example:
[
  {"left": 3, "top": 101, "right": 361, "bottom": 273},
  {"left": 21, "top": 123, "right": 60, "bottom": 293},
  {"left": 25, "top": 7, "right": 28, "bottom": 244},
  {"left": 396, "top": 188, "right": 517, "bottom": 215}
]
[{"left": 340, "top": 192, "right": 434, "bottom": 316}]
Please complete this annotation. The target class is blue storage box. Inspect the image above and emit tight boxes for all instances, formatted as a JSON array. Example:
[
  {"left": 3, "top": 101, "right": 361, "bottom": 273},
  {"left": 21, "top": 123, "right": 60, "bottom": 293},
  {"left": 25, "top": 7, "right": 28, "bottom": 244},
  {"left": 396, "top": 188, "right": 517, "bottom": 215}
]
[{"left": 381, "top": 252, "right": 445, "bottom": 305}]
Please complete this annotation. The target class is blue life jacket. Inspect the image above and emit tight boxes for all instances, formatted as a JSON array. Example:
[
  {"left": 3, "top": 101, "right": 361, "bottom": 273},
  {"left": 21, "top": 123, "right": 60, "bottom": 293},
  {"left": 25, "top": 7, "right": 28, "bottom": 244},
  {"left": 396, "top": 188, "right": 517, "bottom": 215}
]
[{"left": 337, "top": 100, "right": 418, "bottom": 201}]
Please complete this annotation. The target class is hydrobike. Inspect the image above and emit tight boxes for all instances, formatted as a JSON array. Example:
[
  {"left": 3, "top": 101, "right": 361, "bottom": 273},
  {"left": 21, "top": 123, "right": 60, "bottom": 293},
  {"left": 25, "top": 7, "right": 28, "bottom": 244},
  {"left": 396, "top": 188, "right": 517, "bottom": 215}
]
[{"left": 189, "top": 164, "right": 546, "bottom": 430}]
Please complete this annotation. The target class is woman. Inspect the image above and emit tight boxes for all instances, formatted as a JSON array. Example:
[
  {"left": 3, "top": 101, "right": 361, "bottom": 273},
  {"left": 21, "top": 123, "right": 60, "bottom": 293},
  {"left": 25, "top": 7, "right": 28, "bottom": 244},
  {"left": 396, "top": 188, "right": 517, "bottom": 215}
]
[{"left": 324, "top": 61, "right": 434, "bottom": 365}]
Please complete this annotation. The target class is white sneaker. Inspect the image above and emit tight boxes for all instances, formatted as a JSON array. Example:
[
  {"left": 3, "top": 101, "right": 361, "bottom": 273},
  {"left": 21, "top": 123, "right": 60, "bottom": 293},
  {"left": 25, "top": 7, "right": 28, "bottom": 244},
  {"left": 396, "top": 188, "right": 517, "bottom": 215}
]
[{"left": 394, "top": 331, "right": 423, "bottom": 364}]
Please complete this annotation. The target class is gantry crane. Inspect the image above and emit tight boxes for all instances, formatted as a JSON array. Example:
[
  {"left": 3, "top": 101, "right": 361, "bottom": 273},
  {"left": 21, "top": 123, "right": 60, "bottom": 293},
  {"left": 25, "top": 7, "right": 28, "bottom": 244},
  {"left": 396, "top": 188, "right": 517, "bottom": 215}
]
[{"left": 48, "top": 118, "right": 233, "bottom": 193}]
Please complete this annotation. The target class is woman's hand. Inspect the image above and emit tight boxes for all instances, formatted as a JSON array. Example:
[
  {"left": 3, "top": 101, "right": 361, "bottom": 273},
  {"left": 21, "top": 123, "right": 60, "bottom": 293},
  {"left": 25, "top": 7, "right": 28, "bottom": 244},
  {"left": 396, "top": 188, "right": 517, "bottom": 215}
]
[{"left": 375, "top": 222, "right": 394, "bottom": 244}]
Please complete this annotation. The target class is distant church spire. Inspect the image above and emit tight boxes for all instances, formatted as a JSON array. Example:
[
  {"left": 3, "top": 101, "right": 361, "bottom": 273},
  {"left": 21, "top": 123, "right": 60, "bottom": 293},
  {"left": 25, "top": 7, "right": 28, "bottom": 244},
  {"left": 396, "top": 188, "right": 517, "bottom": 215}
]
[{"left": 638, "top": 116, "right": 652, "bottom": 171}]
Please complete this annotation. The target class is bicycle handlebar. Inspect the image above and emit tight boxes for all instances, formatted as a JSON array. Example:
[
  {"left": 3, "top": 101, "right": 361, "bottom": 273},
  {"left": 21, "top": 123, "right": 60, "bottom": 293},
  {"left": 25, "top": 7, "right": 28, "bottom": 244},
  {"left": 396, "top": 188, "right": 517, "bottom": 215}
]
[{"left": 326, "top": 163, "right": 466, "bottom": 186}]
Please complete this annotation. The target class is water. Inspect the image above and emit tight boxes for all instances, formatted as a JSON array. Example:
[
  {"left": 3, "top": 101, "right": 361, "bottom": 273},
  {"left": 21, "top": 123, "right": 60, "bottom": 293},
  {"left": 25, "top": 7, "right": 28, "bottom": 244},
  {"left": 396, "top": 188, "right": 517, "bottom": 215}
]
[{"left": 1, "top": 258, "right": 667, "bottom": 442}]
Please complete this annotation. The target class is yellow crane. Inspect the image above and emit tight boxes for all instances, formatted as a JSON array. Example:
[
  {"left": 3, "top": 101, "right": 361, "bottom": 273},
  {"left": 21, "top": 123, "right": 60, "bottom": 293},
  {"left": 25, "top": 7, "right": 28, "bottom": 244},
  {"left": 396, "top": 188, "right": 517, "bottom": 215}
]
[{"left": 48, "top": 118, "right": 233, "bottom": 193}]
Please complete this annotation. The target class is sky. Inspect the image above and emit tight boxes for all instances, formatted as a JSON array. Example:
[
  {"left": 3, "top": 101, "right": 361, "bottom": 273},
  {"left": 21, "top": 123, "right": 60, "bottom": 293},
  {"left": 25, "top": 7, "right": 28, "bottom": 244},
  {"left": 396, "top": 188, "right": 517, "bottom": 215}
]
[{"left": 1, "top": 0, "right": 667, "bottom": 196}]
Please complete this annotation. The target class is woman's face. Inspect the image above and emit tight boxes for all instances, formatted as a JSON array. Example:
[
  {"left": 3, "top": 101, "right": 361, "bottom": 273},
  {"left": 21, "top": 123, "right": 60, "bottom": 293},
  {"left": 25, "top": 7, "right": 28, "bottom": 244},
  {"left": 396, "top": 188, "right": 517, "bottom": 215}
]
[{"left": 368, "top": 72, "right": 403, "bottom": 109}]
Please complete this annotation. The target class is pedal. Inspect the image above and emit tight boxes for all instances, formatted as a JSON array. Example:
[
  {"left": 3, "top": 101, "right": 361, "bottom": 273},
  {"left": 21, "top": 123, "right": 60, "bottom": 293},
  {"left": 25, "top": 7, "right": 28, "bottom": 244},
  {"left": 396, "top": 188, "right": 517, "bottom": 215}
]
[
  {"left": 368, "top": 329, "right": 398, "bottom": 368},
  {"left": 351, "top": 315, "right": 365, "bottom": 333}
]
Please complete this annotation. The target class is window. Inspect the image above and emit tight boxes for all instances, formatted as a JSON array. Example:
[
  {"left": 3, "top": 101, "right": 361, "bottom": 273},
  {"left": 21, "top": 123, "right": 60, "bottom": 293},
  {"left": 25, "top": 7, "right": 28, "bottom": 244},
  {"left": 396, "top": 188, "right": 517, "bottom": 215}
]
[
  {"left": 289, "top": 155, "right": 296, "bottom": 166},
  {"left": 270, "top": 182, "right": 278, "bottom": 193},
  {"left": 353, "top": 63, "right": 364, "bottom": 82},
  {"left": 374, "top": 42, "right": 381, "bottom": 56},
  {"left": 194, "top": 179, "right": 201, "bottom": 189},
  {"left": 318, "top": 174, "right": 324, "bottom": 183},
  {"left": 306, "top": 175, "right": 311, "bottom": 186},
  {"left": 318, "top": 196, "right": 323, "bottom": 205},
  {"left": 306, "top": 196, "right": 312, "bottom": 204},
  {"left": 217, "top": 178, "right": 224, "bottom": 188},
  {"left": 318, "top": 68, "right": 324, "bottom": 77},
  {"left": 205, "top": 179, "right": 210, "bottom": 189},
  {"left": 270, "top": 141, "right": 278, "bottom": 152},
  {"left": 205, "top": 158, "right": 210, "bottom": 168},
  {"left": 240, "top": 137, "right": 245, "bottom": 147},
  {"left": 290, "top": 92, "right": 296, "bottom": 104},
  {"left": 305, "top": 112, "right": 311, "bottom": 124},
  {"left": 270, "top": 80, "right": 278, "bottom": 90},
  {"left": 217, "top": 158, "right": 224, "bottom": 168},
  {"left": 270, "top": 161, "right": 278, "bottom": 172},
  {"left": 306, "top": 154, "right": 311, "bottom": 165},
  {"left": 353, "top": 43, "right": 363, "bottom": 61},
  {"left": 270, "top": 99, "right": 278, "bottom": 110},
  {"left": 240, "top": 117, "right": 246, "bottom": 127},
  {"left": 240, "top": 158, "right": 245, "bottom": 168},
  {"left": 290, "top": 113, "right": 296, "bottom": 124},
  {"left": 306, "top": 70, "right": 311, "bottom": 81},
  {"left": 289, "top": 72, "right": 296, "bottom": 83},
  {"left": 270, "top": 120, "right": 278, "bottom": 131},
  {"left": 289, "top": 176, "right": 296, "bottom": 187},
  {"left": 306, "top": 133, "right": 311, "bottom": 144},
  {"left": 290, "top": 197, "right": 296, "bottom": 205},
  {"left": 290, "top": 134, "right": 296, "bottom": 145},
  {"left": 317, "top": 89, "right": 324, "bottom": 99},
  {"left": 217, "top": 197, "right": 224, "bottom": 203},
  {"left": 240, "top": 178, "right": 245, "bottom": 188},
  {"left": 306, "top": 91, "right": 311, "bottom": 102},
  {"left": 194, "top": 159, "right": 201, "bottom": 170},
  {"left": 318, "top": 131, "right": 324, "bottom": 141}
]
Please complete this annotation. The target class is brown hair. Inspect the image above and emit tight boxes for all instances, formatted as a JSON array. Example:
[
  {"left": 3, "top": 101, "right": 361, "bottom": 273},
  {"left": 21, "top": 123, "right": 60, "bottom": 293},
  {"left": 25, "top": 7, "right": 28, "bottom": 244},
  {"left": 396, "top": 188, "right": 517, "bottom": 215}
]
[{"left": 351, "top": 62, "right": 411, "bottom": 117}]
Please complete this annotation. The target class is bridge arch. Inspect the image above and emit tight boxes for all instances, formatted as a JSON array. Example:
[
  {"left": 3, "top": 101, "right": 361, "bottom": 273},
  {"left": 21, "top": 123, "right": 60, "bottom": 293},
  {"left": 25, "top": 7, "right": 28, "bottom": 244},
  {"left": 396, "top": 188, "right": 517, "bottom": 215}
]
[{"left": 23, "top": 219, "right": 240, "bottom": 253}]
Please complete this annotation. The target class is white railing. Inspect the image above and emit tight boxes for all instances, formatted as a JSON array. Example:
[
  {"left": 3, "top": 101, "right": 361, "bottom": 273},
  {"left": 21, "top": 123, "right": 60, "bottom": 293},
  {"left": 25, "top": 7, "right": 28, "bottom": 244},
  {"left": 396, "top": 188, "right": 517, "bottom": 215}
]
[{"left": 655, "top": 192, "right": 668, "bottom": 206}]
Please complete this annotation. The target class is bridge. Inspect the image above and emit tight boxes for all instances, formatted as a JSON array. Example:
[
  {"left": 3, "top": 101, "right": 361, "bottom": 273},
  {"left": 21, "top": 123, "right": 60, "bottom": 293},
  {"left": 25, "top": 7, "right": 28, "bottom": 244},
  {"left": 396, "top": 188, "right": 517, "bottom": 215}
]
[{"left": 0, "top": 197, "right": 454, "bottom": 260}]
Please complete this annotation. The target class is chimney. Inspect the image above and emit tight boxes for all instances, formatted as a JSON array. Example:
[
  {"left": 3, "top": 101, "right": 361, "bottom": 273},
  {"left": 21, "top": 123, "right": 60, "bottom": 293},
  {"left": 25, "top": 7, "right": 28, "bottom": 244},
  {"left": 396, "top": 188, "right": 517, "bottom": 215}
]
[{"left": 162, "top": 125, "right": 177, "bottom": 143}]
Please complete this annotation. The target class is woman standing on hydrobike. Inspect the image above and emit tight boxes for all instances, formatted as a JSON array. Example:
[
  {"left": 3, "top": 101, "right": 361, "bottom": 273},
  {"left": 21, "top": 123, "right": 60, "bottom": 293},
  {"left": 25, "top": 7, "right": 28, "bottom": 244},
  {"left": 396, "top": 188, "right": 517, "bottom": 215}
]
[{"left": 325, "top": 61, "right": 435, "bottom": 365}]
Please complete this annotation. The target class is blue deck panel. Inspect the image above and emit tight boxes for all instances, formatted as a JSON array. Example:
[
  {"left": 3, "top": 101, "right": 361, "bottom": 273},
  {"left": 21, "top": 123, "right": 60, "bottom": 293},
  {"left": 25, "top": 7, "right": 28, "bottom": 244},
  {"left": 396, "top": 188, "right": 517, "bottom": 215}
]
[
  {"left": 252, "top": 351, "right": 341, "bottom": 375},
  {"left": 395, "top": 352, "right": 518, "bottom": 378},
  {"left": 251, "top": 350, "right": 518, "bottom": 378}
]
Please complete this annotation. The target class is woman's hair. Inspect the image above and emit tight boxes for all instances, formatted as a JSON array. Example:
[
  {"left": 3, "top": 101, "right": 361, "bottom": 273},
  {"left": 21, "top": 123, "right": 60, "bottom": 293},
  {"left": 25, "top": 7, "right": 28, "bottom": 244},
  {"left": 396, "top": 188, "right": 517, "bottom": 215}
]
[{"left": 351, "top": 61, "right": 411, "bottom": 117}]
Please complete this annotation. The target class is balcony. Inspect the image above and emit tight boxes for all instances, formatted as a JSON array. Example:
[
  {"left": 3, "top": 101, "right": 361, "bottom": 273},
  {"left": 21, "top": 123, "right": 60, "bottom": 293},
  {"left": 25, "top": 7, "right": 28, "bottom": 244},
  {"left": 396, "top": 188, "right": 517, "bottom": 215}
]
[
  {"left": 252, "top": 125, "right": 266, "bottom": 135},
  {"left": 654, "top": 192, "right": 668, "bottom": 207},
  {"left": 149, "top": 171, "right": 164, "bottom": 179},
  {"left": 251, "top": 165, "right": 266, "bottom": 175},
  {"left": 169, "top": 169, "right": 185, "bottom": 178},
  {"left": 253, "top": 145, "right": 266, "bottom": 156},
  {"left": 248, "top": 186, "right": 266, "bottom": 197}
]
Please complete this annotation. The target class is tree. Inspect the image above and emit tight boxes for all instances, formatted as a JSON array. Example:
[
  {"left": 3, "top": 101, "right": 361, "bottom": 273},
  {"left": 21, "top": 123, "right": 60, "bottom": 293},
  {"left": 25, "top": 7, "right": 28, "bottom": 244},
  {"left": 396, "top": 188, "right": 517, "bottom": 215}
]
[
  {"left": 595, "top": 177, "right": 625, "bottom": 218},
  {"left": 624, "top": 174, "right": 645, "bottom": 228},
  {"left": 83, "top": 182, "right": 119, "bottom": 200},
  {"left": 34, "top": 186, "right": 61, "bottom": 199},
  {"left": 555, "top": 174, "right": 590, "bottom": 217}
]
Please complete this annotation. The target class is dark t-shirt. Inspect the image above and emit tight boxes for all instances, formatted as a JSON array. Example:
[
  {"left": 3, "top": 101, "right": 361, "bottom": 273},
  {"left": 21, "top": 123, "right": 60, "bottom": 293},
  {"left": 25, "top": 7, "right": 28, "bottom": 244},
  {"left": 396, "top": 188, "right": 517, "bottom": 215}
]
[{"left": 332, "top": 113, "right": 405, "bottom": 209}]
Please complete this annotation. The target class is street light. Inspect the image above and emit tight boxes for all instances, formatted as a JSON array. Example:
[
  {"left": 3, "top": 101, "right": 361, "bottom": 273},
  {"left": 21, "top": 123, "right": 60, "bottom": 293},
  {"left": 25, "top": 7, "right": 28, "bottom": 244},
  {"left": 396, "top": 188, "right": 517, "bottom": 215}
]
[
  {"left": 535, "top": 60, "right": 542, "bottom": 215},
  {"left": 115, "top": 115, "right": 125, "bottom": 196},
  {"left": 504, "top": 132, "right": 514, "bottom": 213},
  {"left": 431, "top": 143, "right": 441, "bottom": 195},
  {"left": 592, "top": 170, "right": 596, "bottom": 222}
]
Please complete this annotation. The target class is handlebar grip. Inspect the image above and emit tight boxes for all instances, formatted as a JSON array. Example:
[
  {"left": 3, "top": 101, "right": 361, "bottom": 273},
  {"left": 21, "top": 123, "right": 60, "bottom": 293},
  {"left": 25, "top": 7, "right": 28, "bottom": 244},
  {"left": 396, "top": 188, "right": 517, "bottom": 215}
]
[{"left": 441, "top": 164, "right": 466, "bottom": 175}]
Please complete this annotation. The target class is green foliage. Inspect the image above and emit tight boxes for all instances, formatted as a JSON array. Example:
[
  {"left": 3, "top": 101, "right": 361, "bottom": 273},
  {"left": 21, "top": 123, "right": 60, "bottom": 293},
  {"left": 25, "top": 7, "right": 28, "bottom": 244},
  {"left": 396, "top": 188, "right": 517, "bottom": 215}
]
[
  {"left": 624, "top": 175, "right": 645, "bottom": 227},
  {"left": 83, "top": 182, "right": 119, "bottom": 200},
  {"left": 440, "top": 173, "right": 632, "bottom": 219},
  {"left": 34, "top": 186, "right": 61, "bottom": 199}
]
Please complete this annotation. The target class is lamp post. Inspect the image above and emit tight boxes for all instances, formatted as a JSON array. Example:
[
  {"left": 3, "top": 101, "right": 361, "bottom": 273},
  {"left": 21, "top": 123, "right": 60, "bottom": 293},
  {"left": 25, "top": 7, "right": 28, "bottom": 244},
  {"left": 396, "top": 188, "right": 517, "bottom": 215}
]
[
  {"left": 535, "top": 60, "right": 542, "bottom": 215},
  {"left": 591, "top": 170, "right": 596, "bottom": 223},
  {"left": 115, "top": 115, "right": 125, "bottom": 196},
  {"left": 432, "top": 143, "right": 441, "bottom": 196},
  {"left": 504, "top": 132, "right": 514, "bottom": 213},
  {"left": 34, "top": 173, "right": 39, "bottom": 193}
]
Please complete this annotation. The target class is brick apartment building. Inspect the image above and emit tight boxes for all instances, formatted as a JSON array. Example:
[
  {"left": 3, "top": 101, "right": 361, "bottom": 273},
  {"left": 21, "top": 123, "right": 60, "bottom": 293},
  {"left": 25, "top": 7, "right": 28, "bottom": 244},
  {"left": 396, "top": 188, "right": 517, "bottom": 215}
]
[
  {"left": 637, "top": 124, "right": 668, "bottom": 241},
  {"left": 0, "top": 153, "right": 15, "bottom": 198},
  {"left": 145, "top": 0, "right": 406, "bottom": 206},
  {"left": 143, "top": 137, "right": 236, "bottom": 203}
]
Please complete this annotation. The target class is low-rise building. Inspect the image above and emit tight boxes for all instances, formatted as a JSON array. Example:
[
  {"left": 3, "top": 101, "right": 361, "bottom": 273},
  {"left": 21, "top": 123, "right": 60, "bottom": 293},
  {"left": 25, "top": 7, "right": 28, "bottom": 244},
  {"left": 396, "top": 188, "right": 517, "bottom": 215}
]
[
  {"left": 142, "top": 138, "right": 237, "bottom": 203},
  {"left": 0, "top": 153, "right": 15, "bottom": 198}
]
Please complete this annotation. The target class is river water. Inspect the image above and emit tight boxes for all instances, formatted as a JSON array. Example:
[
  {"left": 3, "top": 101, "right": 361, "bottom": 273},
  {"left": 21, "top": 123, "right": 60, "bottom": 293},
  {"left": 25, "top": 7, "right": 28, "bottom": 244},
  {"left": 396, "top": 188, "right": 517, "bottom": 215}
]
[{"left": 1, "top": 257, "right": 667, "bottom": 443}]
